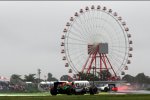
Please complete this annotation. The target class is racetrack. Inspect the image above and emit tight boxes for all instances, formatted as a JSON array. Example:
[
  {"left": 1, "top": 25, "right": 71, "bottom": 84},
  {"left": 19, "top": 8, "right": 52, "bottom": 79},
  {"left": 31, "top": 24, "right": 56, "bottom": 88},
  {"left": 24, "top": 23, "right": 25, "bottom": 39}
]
[
  {"left": 0, "top": 90, "right": 150, "bottom": 96},
  {"left": 0, "top": 94, "right": 150, "bottom": 100},
  {"left": 116, "top": 90, "right": 150, "bottom": 94}
]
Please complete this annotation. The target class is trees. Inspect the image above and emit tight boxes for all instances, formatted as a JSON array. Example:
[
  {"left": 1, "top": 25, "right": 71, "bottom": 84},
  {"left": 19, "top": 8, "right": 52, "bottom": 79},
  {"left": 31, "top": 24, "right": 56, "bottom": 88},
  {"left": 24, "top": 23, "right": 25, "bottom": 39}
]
[
  {"left": 72, "top": 70, "right": 111, "bottom": 81},
  {"left": 122, "top": 73, "right": 150, "bottom": 84},
  {"left": 47, "top": 73, "right": 58, "bottom": 81},
  {"left": 98, "top": 70, "right": 112, "bottom": 81},
  {"left": 135, "top": 73, "right": 150, "bottom": 84},
  {"left": 122, "top": 74, "right": 135, "bottom": 83},
  {"left": 24, "top": 74, "right": 36, "bottom": 83},
  {"left": 10, "top": 74, "right": 24, "bottom": 85},
  {"left": 47, "top": 73, "right": 52, "bottom": 81},
  {"left": 77, "top": 72, "right": 99, "bottom": 81},
  {"left": 60, "top": 75, "right": 73, "bottom": 82}
]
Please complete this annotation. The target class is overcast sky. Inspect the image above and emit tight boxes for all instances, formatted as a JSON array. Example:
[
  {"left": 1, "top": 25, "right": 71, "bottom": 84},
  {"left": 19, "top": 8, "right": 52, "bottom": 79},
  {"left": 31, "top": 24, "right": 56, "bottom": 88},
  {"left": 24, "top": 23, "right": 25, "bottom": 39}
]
[{"left": 0, "top": 1, "right": 150, "bottom": 79}]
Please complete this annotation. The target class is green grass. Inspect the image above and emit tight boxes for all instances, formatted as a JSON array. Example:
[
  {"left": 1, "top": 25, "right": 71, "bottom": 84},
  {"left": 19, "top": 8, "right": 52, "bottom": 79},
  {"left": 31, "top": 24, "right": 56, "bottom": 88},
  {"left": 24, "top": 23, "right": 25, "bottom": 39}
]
[
  {"left": 0, "top": 92, "right": 50, "bottom": 96},
  {"left": 0, "top": 94, "right": 150, "bottom": 100}
]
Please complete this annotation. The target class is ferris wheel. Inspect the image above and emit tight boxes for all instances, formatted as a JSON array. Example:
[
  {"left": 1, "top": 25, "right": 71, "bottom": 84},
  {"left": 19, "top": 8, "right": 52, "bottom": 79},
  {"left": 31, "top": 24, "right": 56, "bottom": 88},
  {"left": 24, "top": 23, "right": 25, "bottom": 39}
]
[{"left": 61, "top": 5, "right": 133, "bottom": 80}]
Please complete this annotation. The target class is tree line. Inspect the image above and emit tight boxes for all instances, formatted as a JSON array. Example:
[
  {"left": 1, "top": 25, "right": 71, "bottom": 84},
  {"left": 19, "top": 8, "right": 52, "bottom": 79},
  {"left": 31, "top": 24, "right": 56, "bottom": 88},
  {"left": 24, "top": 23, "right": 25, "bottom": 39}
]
[
  {"left": 9, "top": 72, "right": 150, "bottom": 85},
  {"left": 122, "top": 73, "right": 150, "bottom": 84},
  {"left": 60, "top": 72, "right": 150, "bottom": 85},
  {"left": 10, "top": 73, "right": 58, "bottom": 85},
  {"left": 5, "top": 72, "right": 150, "bottom": 92}
]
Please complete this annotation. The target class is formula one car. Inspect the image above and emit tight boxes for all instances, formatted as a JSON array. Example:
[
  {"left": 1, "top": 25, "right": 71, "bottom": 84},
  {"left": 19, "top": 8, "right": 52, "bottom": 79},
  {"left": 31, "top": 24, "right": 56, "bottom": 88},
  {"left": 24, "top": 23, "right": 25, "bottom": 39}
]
[
  {"left": 97, "top": 83, "right": 118, "bottom": 92},
  {"left": 50, "top": 81, "right": 98, "bottom": 95}
]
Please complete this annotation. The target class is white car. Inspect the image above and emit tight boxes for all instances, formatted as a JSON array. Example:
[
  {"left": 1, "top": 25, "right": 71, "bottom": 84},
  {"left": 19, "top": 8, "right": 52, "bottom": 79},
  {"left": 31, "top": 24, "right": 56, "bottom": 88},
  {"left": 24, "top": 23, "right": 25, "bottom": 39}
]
[{"left": 97, "top": 84, "right": 118, "bottom": 92}]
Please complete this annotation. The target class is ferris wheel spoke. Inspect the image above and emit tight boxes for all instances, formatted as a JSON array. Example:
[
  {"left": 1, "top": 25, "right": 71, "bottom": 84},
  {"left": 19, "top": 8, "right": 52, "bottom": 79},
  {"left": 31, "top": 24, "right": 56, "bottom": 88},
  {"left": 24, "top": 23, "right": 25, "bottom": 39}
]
[
  {"left": 116, "top": 65, "right": 126, "bottom": 75},
  {"left": 76, "top": 55, "right": 88, "bottom": 70},
  {"left": 89, "top": 11, "right": 96, "bottom": 35},
  {"left": 91, "top": 12, "right": 102, "bottom": 42},
  {"left": 112, "top": 26, "right": 128, "bottom": 45},
  {"left": 109, "top": 52, "right": 124, "bottom": 66},
  {"left": 98, "top": 10, "right": 104, "bottom": 30},
  {"left": 68, "top": 61, "right": 79, "bottom": 74},
  {"left": 110, "top": 50, "right": 128, "bottom": 58},
  {"left": 96, "top": 22, "right": 117, "bottom": 44},
  {"left": 111, "top": 51, "right": 128, "bottom": 58},
  {"left": 66, "top": 46, "right": 86, "bottom": 52},
  {"left": 110, "top": 47, "right": 126, "bottom": 52},
  {"left": 104, "top": 57, "right": 119, "bottom": 76},
  {"left": 82, "top": 11, "right": 96, "bottom": 41},
  {"left": 76, "top": 14, "right": 91, "bottom": 37},
  {"left": 76, "top": 16, "right": 93, "bottom": 40},
  {"left": 110, "top": 45, "right": 127, "bottom": 48},
  {"left": 67, "top": 43, "right": 87, "bottom": 45},
  {"left": 99, "top": 13, "right": 110, "bottom": 34},
  {"left": 69, "top": 53, "right": 85, "bottom": 64},
  {"left": 95, "top": 12, "right": 101, "bottom": 36},
  {"left": 109, "top": 51, "right": 126, "bottom": 60},
  {"left": 70, "top": 20, "right": 91, "bottom": 40},
  {"left": 104, "top": 24, "right": 122, "bottom": 44},
  {"left": 109, "top": 13, "right": 126, "bottom": 42},
  {"left": 66, "top": 50, "right": 86, "bottom": 57},
  {"left": 100, "top": 16, "right": 126, "bottom": 45},
  {"left": 110, "top": 48, "right": 127, "bottom": 55},
  {"left": 108, "top": 54, "right": 126, "bottom": 72},
  {"left": 67, "top": 49, "right": 86, "bottom": 56},
  {"left": 109, "top": 55, "right": 121, "bottom": 66},
  {"left": 116, "top": 60, "right": 127, "bottom": 74},
  {"left": 70, "top": 26, "right": 89, "bottom": 41},
  {"left": 83, "top": 11, "right": 93, "bottom": 32},
  {"left": 67, "top": 36, "right": 87, "bottom": 43},
  {"left": 73, "top": 18, "right": 92, "bottom": 41},
  {"left": 107, "top": 54, "right": 122, "bottom": 72},
  {"left": 69, "top": 30, "right": 87, "bottom": 40},
  {"left": 110, "top": 47, "right": 128, "bottom": 54},
  {"left": 67, "top": 55, "right": 84, "bottom": 73},
  {"left": 66, "top": 48, "right": 85, "bottom": 55},
  {"left": 68, "top": 59, "right": 79, "bottom": 72}
]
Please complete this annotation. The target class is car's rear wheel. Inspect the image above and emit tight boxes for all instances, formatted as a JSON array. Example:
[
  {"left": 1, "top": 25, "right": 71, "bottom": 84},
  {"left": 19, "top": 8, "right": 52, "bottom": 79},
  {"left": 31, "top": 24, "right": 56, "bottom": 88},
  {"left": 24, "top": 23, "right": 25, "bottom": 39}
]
[
  {"left": 50, "top": 88, "right": 57, "bottom": 95},
  {"left": 90, "top": 87, "right": 98, "bottom": 95}
]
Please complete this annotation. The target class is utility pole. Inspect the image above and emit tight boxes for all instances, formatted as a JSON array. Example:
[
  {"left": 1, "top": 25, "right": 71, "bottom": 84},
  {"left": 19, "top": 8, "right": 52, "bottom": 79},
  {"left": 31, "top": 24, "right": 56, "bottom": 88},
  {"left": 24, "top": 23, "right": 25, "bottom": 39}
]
[
  {"left": 44, "top": 75, "right": 46, "bottom": 82},
  {"left": 37, "top": 69, "right": 41, "bottom": 83}
]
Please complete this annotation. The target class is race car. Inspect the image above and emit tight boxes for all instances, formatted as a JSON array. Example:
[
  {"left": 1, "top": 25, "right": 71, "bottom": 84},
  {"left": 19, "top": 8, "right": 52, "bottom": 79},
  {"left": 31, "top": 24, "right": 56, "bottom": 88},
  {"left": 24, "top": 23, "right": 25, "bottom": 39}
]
[
  {"left": 72, "top": 81, "right": 98, "bottom": 95},
  {"left": 50, "top": 81, "right": 73, "bottom": 95},
  {"left": 50, "top": 81, "right": 98, "bottom": 95},
  {"left": 97, "top": 83, "right": 118, "bottom": 92}
]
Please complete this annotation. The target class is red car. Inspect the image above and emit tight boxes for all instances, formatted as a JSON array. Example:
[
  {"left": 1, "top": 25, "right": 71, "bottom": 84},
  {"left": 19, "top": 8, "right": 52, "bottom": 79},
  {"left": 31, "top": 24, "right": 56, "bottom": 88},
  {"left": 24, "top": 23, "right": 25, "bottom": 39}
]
[{"left": 111, "top": 87, "right": 118, "bottom": 92}]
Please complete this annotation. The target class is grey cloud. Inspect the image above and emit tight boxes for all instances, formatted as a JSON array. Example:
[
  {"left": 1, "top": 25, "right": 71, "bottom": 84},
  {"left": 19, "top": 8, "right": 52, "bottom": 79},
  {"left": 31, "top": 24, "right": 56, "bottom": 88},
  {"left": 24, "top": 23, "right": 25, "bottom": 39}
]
[{"left": 0, "top": 1, "right": 150, "bottom": 79}]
